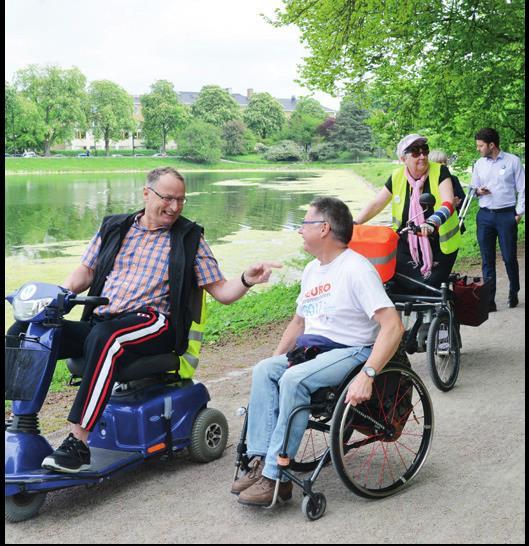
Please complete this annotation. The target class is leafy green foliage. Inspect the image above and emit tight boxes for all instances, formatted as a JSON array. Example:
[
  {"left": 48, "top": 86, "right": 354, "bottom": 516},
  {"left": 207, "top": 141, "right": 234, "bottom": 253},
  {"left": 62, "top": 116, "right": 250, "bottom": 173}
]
[
  {"left": 140, "top": 80, "right": 189, "bottom": 152},
  {"left": 177, "top": 120, "right": 222, "bottom": 163},
  {"left": 328, "top": 98, "right": 372, "bottom": 159},
  {"left": 5, "top": 82, "right": 46, "bottom": 153},
  {"left": 89, "top": 80, "right": 134, "bottom": 156},
  {"left": 272, "top": 0, "right": 525, "bottom": 167},
  {"left": 221, "top": 120, "right": 254, "bottom": 156},
  {"left": 284, "top": 97, "right": 328, "bottom": 152},
  {"left": 243, "top": 92, "right": 286, "bottom": 139},
  {"left": 191, "top": 85, "right": 241, "bottom": 127},
  {"left": 264, "top": 140, "right": 305, "bottom": 161},
  {"left": 14, "top": 65, "right": 88, "bottom": 156}
]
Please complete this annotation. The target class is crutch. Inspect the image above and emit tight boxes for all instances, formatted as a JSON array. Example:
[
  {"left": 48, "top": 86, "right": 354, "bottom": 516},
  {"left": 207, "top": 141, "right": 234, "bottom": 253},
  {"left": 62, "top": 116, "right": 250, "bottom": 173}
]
[{"left": 458, "top": 185, "right": 475, "bottom": 229}]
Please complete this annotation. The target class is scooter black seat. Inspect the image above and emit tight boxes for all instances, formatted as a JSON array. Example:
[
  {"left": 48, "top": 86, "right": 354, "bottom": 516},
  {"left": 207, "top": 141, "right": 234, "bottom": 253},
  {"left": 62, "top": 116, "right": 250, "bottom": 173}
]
[{"left": 67, "top": 353, "right": 179, "bottom": 382}]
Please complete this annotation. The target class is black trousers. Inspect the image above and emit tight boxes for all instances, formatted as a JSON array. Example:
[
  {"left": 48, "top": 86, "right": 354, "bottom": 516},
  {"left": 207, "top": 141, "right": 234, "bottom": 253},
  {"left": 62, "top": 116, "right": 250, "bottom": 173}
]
[
  {"left": 392, "top": 237, "right": 458, "bottom": 295},
  {"left": 7, "top": 308, "right": 174, "bottom": 431}
]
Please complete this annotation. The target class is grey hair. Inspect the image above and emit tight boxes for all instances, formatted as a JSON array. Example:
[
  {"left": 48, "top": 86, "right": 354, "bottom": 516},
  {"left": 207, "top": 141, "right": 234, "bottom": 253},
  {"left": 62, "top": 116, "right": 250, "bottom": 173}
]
[
  {"left": 309, "top": 196, "right": 353, "bottom": 244},
  {"left": 146, "top": 167, "right": 185, "bottom": 187},
  {"left": 428, "top": 150, "right": 448, "bottom": 164}
]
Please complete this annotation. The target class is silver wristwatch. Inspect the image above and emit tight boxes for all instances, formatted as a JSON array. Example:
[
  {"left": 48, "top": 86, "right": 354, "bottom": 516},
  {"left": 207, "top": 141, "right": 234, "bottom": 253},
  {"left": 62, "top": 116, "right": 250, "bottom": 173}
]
[{"left": 362, "top": 366, "right": 377, "bottom": 378}]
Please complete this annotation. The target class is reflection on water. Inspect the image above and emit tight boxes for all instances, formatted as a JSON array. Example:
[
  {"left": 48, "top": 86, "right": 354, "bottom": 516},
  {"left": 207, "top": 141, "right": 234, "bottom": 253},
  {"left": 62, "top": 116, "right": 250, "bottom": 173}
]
[
  {"left": 5, "top": 172, "right": 319, "bottom": 259},
  {"left": 5, "top": 169, "right": 384, "bottom": 291},
  {"left": 5, "top": 170, "right": 384, "bottom": 293}
]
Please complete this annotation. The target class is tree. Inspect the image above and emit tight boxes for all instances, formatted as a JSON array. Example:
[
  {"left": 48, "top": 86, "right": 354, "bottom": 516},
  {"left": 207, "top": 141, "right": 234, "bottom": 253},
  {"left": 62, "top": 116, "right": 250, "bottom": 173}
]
[
  {"left": 329, "top": 98, "right": 372, "bottom": 160},
  {"left": 221, "top": 120, "right": 254, "bottom": 156},
  {"left": 284, "top": 97, "right": 327, "bottom": 152},
  {"left": 191, "top": 85, "right": 241, "bottom": 127},
  {"left": 243, "top": 92, "right": 285, "bottom": 139},
  {"left": 177, "top": 120, "right": 222, "bottom": 163},
  {"left": 89, "top": 80, "right": 134, "bottom": 156},
  {"left": 5, "top": 82, "right": 46, "bottom": 153},
  {"left": 14, "top": 65, "right": 88, "bottom": 156},
  {"left": 272, "top": 0, "right": 525, "bottom": 166},
  {"left": 140, "top": 80, "right": 188, "bottom": 152}
]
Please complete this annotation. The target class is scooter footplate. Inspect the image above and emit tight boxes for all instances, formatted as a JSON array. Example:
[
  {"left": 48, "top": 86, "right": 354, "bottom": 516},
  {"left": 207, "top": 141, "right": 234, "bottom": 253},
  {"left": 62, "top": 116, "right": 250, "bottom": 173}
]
[{"left": 6, "top": 448, "right": 144, "bottom": 486}]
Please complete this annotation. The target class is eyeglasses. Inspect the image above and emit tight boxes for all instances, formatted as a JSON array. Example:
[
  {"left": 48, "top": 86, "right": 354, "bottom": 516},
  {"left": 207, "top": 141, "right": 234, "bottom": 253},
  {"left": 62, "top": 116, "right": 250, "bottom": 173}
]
[
  {"left": 407, "top": 146, "right": 429, "bottom": 158},
  {"left": 299, "top": 220, "right": 327, "bottom": 229},
  {"left": 148, "top": 186, "right": 187, "bottom": 205}
]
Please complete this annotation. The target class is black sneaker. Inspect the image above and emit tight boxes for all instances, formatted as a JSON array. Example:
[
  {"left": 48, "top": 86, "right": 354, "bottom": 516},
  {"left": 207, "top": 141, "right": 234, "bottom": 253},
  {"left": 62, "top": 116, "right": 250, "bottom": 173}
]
[{"left": 41, "top": 433, "right": 91, "bottom": 473}]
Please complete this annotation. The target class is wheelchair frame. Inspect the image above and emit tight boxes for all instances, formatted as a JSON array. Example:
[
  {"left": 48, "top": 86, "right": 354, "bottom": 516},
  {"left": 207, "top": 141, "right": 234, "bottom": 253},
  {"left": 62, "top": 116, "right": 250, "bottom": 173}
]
[{"left": 234, "top": 363, "right": 434, "bottom": 521}]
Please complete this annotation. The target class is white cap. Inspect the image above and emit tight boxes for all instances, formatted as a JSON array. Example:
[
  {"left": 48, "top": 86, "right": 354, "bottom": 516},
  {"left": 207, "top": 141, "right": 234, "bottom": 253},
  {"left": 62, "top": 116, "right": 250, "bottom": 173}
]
[{"left": 396, "top": 134, "right": 428, "bottom": 158}]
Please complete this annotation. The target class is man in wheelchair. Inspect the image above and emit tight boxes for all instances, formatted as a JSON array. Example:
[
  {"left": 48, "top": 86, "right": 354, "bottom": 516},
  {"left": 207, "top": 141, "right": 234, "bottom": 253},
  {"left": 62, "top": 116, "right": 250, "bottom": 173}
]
[
  {"left": 232, "top": 197, "right": 404, "bottom": 507},
  {"left": 6, "top": 167, "right": 281, "bottom": 473}
]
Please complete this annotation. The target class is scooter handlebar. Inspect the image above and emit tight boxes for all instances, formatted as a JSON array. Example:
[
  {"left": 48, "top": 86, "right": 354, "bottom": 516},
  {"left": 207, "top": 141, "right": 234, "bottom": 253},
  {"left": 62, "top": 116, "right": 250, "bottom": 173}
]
[{"left": 71, "top": 295, "right": 110, "bottom": 306}]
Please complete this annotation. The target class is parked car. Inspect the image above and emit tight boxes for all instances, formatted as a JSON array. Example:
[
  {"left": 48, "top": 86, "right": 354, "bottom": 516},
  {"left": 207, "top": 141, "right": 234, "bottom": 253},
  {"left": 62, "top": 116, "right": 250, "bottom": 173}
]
[
  {"left": 22, "top": 151, "right": 38, "bottom": 158},
  {"left": 152, "top": 152, "right": 168, "bottom": 157}
]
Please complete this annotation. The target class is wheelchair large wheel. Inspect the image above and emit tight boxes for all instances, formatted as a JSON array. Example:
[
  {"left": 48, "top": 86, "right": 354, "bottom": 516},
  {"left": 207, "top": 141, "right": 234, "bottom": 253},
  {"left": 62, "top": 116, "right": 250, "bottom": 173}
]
[
  {"left": 427, "top": 313, "right": 460, "bottom": 391},
  {"left": 330, "top": 366, "right": 434, "bottom": 499},
  {"left": 290, "top": 416, "right": 331, "bottom": 472}
]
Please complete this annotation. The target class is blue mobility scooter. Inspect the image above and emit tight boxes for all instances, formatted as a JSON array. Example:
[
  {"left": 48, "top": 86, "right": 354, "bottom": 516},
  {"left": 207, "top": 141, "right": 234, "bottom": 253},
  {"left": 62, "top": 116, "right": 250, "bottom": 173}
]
[{"left": 5, "top": 282, "right": 229, "bottom": 522}]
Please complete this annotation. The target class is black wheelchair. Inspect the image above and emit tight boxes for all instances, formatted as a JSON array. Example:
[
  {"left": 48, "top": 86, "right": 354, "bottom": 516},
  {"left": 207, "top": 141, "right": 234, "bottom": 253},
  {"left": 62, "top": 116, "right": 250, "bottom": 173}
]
[{"left": 234, "top": 358, "right": 434, "bottom": 521}]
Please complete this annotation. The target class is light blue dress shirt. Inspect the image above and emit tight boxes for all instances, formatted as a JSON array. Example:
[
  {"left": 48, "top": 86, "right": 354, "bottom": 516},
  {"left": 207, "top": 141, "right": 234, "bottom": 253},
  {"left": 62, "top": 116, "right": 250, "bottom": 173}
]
[{"left": 471, "top": 151, "right": 525, "bottom": 215}]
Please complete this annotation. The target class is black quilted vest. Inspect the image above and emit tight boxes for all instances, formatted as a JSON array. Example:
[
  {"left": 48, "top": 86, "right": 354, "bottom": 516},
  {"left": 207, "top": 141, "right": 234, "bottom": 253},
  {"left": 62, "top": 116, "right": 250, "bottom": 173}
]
[{"left": 80, "top": 210, "right": 203, "bottom": 355}]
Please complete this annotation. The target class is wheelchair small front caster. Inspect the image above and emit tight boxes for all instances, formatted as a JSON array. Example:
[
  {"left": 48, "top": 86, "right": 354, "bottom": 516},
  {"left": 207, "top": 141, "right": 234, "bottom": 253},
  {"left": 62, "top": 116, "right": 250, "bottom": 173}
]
[{"left": 301, "top": 492, "right": 326, "bottom": 521}]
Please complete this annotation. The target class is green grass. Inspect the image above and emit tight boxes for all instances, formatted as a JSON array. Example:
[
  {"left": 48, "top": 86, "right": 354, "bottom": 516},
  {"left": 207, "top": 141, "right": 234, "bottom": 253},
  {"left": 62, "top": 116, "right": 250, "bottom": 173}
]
[
  {"left": 350, "top": 161, "right": 396, "bottom": 188},
  {"left": 204, "top": 281, "right": 299, "bottom": 344},
  {"left": 5, "top": 156, "right": 388, "bottom": 174}
]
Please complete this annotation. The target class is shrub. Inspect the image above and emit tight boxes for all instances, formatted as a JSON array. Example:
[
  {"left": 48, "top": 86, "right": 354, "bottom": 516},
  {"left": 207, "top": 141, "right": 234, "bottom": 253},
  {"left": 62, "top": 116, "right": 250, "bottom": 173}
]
[
  {"left": 254, "top": 142, "right": 268, "bottom": 154},
  {"left": 177, "top": 120, "right": 222, "bottom": 163},
  {"left": 264, "top": 140, "right": 305, "bottom": 162},
  {"left": 308, "top": 142, "right": 339, "bottom": 161}
]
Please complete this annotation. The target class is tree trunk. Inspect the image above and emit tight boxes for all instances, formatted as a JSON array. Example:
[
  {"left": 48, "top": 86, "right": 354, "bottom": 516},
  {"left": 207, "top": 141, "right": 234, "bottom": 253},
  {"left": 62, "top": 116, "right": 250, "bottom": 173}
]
[
  {"left": 44, "top": 140, "right": 51, "bottom": 157},
  {"left": 105, "top": 137, "right": 110, "bottom": 156}
]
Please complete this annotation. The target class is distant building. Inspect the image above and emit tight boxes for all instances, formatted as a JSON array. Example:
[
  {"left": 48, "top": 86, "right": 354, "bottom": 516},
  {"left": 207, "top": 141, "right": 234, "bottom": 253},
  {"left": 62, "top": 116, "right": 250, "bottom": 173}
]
[{"left": 59, "top": 88, "right": 335, "bottom": 152}]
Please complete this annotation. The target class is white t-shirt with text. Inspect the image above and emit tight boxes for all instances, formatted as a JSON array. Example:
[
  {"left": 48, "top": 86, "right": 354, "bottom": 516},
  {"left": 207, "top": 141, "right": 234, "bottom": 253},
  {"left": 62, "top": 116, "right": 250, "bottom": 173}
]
[{"left": 296, "top": 248, "right": 394, "bottom": 347}]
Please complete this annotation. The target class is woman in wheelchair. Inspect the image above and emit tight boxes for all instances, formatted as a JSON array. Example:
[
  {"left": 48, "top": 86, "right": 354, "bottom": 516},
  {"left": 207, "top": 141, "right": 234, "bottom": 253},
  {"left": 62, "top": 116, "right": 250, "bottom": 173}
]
[
  {"left": 232, "top": 197, "right": 405, "bottom": 508},
  {"left": 354, "top": 133, "right": 461, "bottom": 295}
]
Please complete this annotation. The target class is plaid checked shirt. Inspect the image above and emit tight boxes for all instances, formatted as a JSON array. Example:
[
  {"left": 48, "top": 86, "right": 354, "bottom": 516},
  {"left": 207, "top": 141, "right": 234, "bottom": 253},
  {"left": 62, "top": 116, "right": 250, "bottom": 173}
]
[{"left": 81, "top": 215, "right": 224, "bottom": 317}]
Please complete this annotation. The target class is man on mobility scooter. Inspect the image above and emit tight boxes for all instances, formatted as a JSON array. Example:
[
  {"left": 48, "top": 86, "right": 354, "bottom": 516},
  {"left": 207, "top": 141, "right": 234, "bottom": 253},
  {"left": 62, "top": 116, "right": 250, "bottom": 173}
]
[
  {"left": 232, "top": 197, "right": 404, "bottom": 507},
  {"left": 6, "top": 167, "right": 281, "bottom": 474}
]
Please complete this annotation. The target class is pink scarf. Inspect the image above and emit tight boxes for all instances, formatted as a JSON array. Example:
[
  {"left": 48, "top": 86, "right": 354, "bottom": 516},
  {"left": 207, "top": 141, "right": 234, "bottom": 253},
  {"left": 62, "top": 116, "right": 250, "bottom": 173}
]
[{"left": 405, "top": 167, "right": 433, "bottom": 278}]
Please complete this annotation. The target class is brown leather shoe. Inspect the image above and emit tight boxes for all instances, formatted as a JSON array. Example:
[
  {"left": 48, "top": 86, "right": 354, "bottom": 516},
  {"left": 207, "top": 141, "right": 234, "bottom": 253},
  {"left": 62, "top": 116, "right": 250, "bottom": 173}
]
[
  {"left": 238, "top": 476, "right": 293, "bottom": 506},
  {"left": 231, "top": 458, "right": 264, "bottom": 495}
]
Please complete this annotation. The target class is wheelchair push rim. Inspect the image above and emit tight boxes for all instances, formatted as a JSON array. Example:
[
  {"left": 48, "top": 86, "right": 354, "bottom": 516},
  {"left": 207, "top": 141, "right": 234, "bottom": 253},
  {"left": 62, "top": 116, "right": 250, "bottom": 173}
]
[{"left": 330, "top": 365, "right": 434, "bottom": 499}]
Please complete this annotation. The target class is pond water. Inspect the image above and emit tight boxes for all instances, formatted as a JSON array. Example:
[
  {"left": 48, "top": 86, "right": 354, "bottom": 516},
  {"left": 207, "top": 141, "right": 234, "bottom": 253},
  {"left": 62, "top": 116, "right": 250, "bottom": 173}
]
[{"left": 5, "top": 169, "right": 384, "bottom": 291}]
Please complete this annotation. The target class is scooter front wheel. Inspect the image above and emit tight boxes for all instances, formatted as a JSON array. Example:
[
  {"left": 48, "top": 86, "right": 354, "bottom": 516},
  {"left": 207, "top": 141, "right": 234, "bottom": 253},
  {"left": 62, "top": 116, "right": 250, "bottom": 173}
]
[
  {"left": 188, "top": 408, "right": 229, "bottom": 463},
  {"left": 5, "top": 492, "right": 47, "bottom": 523}
]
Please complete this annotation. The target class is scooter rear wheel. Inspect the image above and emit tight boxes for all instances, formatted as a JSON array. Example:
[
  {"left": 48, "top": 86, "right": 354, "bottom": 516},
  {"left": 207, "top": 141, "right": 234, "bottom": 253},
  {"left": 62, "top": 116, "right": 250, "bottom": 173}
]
[
  {"left": 5, "top": 492, "right": 47, "bottom": 523},
  {"left": 188, "top": 408, "right": 229, "bottom": 463}
]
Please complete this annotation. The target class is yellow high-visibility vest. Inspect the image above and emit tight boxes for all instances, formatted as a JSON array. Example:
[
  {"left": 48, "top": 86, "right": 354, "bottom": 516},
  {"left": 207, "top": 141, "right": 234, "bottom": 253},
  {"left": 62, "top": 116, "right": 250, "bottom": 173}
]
[
  {"left": 391, "top": 162, "right": 461, "bottom": 254},
  {"left": 178, "top": 289, "right": 207, "bottom": 379}
]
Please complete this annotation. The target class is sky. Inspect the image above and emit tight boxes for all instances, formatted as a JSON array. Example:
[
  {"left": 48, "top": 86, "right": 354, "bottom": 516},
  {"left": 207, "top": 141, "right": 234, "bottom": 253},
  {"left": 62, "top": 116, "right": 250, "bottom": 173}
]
[{"left": 5, "top": 0, "right": 341, "bottom": 110}]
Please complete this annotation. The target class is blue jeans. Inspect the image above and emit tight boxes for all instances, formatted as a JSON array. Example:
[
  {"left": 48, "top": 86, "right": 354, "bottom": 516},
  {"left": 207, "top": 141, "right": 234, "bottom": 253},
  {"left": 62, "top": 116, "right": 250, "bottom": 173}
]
[{"left": 246, "top": 345, "right": 372, "bottom": 480}]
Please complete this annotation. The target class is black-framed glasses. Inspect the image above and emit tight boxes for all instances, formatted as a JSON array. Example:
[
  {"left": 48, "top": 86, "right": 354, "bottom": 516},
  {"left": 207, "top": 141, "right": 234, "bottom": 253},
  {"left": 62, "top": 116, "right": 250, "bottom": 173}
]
[
  {"left": 407, "top": 146, "right": 429, "bottom": 158},
  {"left": 148, "top": 186, "right": 187, "bottom": 205}
]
